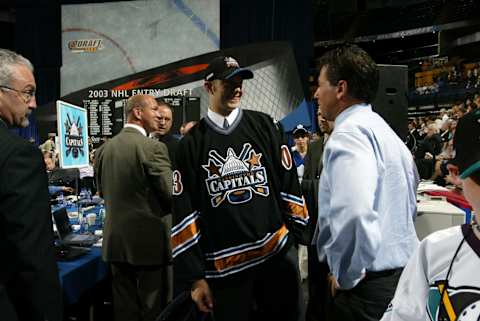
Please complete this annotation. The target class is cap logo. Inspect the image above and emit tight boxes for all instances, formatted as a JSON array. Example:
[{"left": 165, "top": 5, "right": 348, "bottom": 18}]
[
  {"left": 206, "top": 72, "right": 214, "bottom": 81},
  {"left": 224, "top": 57, "right": 239, "bottom": 68}
]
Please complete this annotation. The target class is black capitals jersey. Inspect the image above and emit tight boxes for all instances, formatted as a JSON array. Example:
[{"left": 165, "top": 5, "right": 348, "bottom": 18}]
[{"left": 171, "top": 109, "right": 309, "bottom": 288}]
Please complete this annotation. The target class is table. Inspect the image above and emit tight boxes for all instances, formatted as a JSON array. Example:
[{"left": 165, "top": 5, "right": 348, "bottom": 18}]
[
  {"left": 54, "top": 202, "right": 107, "bottom": 305},
  {"left": 415, "top": 198, "right": 466, "bottom": 240},
  {"left": 58, "top": 247, "right": 108, "bottom": 305}
]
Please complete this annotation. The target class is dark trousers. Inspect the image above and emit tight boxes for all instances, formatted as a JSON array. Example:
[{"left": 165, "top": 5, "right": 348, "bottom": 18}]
[
  {"left": 208, "top": 244, "right": 305, "bottom": 321},
  {"left": 305, "top": 245, "right": 330, "bottom": 321},
  {"left": 326, "top": 268, "right": 403, "bottom": 321},
  {"left": 110, "top": 262, "right": 171, "bottom": 321}
]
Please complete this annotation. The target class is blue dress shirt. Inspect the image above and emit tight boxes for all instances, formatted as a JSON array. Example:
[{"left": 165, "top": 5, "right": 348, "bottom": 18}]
[{"left": 316, "top": 103, "right": 419, "bottom": 289}]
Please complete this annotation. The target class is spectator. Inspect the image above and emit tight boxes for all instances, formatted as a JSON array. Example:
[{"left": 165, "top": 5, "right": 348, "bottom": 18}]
[
  {"left": 40, "top": 133, "right": 56, "bottom": 154},
  {"left": 291, "top": 124, "right": 310, "bottom": 184},
  {"left": 405, "top": 121, "right": 420, "bottom": 152},
  {"left": 439, "top": 118, "right": 453, "bottom": 143},
  {"left": 415, "top": 123, "right": 443, "bottom": 179},
  {"left": 0, "top": 48, "right": 62, "bottom": 321},
  {"left": 151, "top": 100, "right": 178, "bottom": 165}
]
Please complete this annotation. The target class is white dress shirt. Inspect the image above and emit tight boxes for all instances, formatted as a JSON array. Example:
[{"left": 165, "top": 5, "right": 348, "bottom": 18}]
[
  {"left": 207, "top": 107, "right": 240, "bottom": 129},
  {"left": 316, "top": 103, "right": 420, "bottom": 289},
  {"left": 124, "top": 123, "right": 147, "bottom": 136}
]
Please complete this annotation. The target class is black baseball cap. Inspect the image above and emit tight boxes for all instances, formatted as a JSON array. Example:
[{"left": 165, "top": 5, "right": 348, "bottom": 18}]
[
  {"left": 452, "top": 109, "right": 480, "bottom": 179},
  {"left": 204, "top": 56, "right": 253, "bottom": 81},
  {"left": 293, "top": 124, "right": 309, "bottom": 137}
]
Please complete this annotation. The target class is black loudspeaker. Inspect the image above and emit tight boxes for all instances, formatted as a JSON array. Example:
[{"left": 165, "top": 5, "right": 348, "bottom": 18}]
[{"left": 372, "top": 64, "right": 408, "bottom": 140}]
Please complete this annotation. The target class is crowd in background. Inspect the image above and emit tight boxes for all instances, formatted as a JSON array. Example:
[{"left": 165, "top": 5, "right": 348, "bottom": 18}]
[
  {"left": 414, "top": 58, "right": 480, "bottom": 95},
  {"left": 405, "top": 93, "right": 480, "bottom": 186}
]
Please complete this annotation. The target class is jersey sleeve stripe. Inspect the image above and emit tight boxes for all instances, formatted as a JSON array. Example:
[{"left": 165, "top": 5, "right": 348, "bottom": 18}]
[
  {"left": 280, "top": 192, "right": 304, "bottom": 205},
  {"left": 281, "top": 196, "right": 309, "bottom": 221},
  {"left": 204, "top": 224, "right": 288, "bottom": 276},
  {"left": 204, "top": 228, "right": 289, "bottom": 278},
  {"left": 171, "top": 215, "right": 200, "bottom": 252},
  {"left": 172, "top": 232, "right": 201, "bottom": 258},
  {"left": 171, "top": 211, "right": 199, "bottom": 235}
]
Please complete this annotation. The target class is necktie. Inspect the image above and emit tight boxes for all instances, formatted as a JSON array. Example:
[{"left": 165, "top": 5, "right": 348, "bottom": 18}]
[{"left": 223, "top": 118, "right": 229, "bottom": 129}]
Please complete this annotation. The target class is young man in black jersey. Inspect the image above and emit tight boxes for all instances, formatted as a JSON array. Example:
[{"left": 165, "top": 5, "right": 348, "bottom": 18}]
[{"left": 171, "top": 56, "right": 309, "bottom": 321}]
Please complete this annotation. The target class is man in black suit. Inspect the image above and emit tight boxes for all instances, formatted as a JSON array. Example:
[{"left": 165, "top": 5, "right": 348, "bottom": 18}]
[
  {"left": 301, "top": 109, "right": 333, "bottom": 321},
  {"left": 151, "top": 100, "right": 179, "bottom": 166},
  {"left": 0, "top": 49, "right": 62, "bottom": 321}
]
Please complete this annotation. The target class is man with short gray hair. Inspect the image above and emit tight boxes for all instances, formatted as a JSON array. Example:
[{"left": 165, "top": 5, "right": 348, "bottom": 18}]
[{"left": 0, "top": 48, "right": 62, "bottom": 321}]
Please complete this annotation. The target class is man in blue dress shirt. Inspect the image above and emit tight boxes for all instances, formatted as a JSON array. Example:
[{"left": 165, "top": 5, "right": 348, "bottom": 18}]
[{"left": 312, "top": 44, "right": 419, "bottom": 321}]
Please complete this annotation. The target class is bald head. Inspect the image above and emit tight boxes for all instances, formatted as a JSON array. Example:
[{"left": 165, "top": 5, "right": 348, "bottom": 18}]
[
  {"left": 125, "top": 94, "right": 160, "bottom": 134},
  {"left": 126, "top": 94, "right": 150, "bottom": 116},
  {"left": 156, "top": 103, "right": 173, "bottom": 136}
]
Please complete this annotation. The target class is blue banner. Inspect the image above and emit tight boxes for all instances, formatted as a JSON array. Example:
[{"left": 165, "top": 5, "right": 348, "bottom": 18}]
[{"left": 56, "top": 100, "right": 89, "bottom": 168}]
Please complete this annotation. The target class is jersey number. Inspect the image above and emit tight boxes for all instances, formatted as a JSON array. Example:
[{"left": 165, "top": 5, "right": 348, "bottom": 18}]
[
  {"left": 281, "top": 145, "right": 293, "bottom": 170},
  {"left": 173, "top": 170, "right": 183, "bottom": 195}
]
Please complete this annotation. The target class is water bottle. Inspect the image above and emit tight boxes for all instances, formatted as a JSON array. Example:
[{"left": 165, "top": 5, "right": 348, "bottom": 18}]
[
  {"left": 79, "top": 187, "right": 87, "bottom": 201},
  {"left": 80, "top": 207, "right": 89, "bottom": 232},
  {"left": 99, "top": 208, "right": 106, "bottom": 226},
  {"left": 57, "top": 192, "right": 65, "bottom": 207}
]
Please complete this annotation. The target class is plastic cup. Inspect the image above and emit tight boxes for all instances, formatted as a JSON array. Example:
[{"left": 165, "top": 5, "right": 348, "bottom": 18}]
[{"left": 86, "top": 213, "right": 97, "bottom": 226}]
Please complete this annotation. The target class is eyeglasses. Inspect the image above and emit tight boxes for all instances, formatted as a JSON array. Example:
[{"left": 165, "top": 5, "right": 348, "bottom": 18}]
[{"left": 0, "top": 85, "right": 36, "bottom": 103}]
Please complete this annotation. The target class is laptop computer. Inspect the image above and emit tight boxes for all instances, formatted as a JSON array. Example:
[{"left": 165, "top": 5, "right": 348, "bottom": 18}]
[
  {"left": 54, "top": 244, "right": 90, "bottom": 261},
  {"left": 52, "top": 207, "right": 100, "bottom": 246}
]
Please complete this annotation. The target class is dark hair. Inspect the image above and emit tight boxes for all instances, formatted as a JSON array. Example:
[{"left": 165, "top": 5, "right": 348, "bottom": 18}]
[
  {"left": 317, "top": 44, "right": 379, "bottom": 103},
  {"left": 471, "top": 171, "right": 480, "bottom": 185},
  {"left": 156, "top": 98, "right": 172, "bottom": 110}
]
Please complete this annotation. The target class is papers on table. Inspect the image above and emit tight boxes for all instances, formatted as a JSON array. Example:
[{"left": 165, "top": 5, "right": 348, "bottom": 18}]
[{"left": 417, "top": 181, "right": 450, "bottom": 193}]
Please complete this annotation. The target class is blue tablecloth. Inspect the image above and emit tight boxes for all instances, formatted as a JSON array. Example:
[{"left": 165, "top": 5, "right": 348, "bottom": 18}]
[
  {"left": 58, "top": 247, "right": 108, "bottom": 305},
  {"left": 54, "top": 202, "right": 107, "bottom": 305}
]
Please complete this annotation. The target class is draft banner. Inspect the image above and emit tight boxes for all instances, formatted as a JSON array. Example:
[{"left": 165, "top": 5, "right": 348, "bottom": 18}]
[{"left": 56, "top": 100, "right": 89, "bottom": 168}]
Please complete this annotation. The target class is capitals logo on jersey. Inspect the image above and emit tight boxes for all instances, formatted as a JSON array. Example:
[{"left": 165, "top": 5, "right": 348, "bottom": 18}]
[{"left": 202, "top": 143, "right": 269, "bottom": 207}]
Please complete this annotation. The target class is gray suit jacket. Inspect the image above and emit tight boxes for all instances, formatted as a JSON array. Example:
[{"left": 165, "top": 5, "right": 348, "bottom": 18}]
[
  {"left": 301, "top": 136, "right": 326, "bottom": 238},
  {"left": 95, "top": 127, "right": 173, "bottom": 265}
]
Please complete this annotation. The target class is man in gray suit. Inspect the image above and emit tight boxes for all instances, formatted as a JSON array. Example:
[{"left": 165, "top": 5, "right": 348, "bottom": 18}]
[{"left": 95, "top": 94, "right": 173, "bottom": 321}]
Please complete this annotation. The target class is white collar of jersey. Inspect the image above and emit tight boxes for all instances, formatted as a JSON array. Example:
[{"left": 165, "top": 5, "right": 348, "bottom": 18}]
[
  {"left": 207, "top": 107, "right": 240, "bottom": 129},
  {"left": 124, "top": 123, "right": 147, "bottom": 136}
]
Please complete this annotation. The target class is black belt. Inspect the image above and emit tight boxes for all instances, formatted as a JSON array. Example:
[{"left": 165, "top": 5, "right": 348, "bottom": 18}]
[{"left": 364, "top": 267, "right": 403, "bottom": 280}]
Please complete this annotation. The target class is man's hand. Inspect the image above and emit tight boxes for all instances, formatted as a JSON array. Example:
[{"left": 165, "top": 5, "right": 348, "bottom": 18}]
[
  {"left": 62, "top": 186, "right": 74, "bottom": 193},
  {"left": 327, "top": 273, "right": 340, "bottom": 298},
  {"left": 191, "top": 279, "right": 214, "bottom": 313}
]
